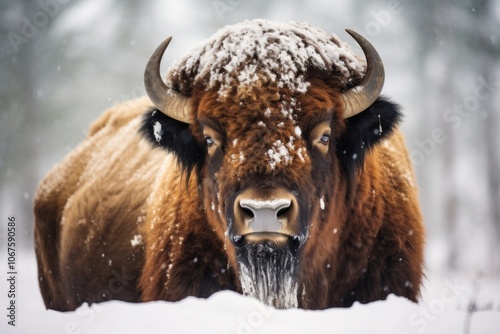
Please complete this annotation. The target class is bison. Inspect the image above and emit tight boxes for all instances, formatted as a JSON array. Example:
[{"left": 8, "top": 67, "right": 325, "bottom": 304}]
[{"left": 34, "top": 19, "right": 424, "bottom": 311}]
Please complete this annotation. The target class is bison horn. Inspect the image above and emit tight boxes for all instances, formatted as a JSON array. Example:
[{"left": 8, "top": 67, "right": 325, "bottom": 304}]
[
  {"left": 144, "top": 37, "right": 192, "bottom": 124},
  {"left": 341, "top": 29, "right": 385, "bottom": 118}
]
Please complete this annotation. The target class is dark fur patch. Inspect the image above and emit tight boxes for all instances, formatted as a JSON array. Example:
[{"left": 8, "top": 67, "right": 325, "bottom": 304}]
[
  {"left": 140, "top": 109, "right": 205, "bottom": 177},
  {"left": 336, "top": 97, "right": 402, "bottom": 185}
]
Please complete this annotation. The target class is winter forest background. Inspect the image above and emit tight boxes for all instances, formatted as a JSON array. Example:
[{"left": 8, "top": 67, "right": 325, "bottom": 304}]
[{"left": 0, "top": 0, "right": 499, "bottom": 332}]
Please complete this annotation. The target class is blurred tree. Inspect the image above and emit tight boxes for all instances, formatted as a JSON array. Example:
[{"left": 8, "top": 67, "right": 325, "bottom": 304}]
[
  {"left": 405, "top": 0, "right": 500, "bottom": 269},
  {"left": 472, "top": 0, "right": 500, "bottom": 269},
  {"left": 1, "top": 1, "right": 47, "bottom": 248},
  {"left": 0, "top": 0, "right": 151, "bottom": 249}
]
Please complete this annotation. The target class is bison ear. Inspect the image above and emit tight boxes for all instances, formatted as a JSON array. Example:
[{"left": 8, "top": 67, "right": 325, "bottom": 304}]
[
  {"left": 140, "top": 108, "right": 204, "bottom": 174},
  {"left": 336, "top": 96, "right": 402, "bottom": 175}
]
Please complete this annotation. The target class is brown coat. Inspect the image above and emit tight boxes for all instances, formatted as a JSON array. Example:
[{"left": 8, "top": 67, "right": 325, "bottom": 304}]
[{"left": 35, "top": 87, "right": 424, "bottom": 310}]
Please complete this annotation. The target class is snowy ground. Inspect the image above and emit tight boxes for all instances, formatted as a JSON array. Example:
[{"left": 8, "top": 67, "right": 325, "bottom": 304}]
[{"left": 1, "top": 243, "right": 499, "bottom": 334}]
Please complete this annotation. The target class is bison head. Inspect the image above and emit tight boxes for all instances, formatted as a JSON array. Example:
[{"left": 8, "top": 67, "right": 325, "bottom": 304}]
[{"left": 141, "top": 20, "right": 401, "bottom": 308}]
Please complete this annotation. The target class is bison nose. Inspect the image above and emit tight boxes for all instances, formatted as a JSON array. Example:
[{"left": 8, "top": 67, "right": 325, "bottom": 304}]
[
  {"left": 232, "top": 188, "right": 299, "bottom": 238},
  {"left": 239, "top": 198, "right": 291, "bottom": 233}
]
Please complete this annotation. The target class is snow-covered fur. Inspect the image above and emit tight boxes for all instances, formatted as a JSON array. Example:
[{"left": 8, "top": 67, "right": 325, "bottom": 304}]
[
  {"left": 168, "top": 19, "right": 365, "bottom": 98},
  {"left": 34, "top": 19, "right": 424, "bottom": 311}
]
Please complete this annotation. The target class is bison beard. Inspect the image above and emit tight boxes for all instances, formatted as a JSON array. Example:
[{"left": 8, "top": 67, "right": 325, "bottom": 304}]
[{"left": 235, "top": 235, "right": 300, "bottom": 309}]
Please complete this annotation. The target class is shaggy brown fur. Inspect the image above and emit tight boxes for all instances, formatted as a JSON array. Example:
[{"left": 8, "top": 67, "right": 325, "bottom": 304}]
[
  {"left": 34, "top": 98, "right": 165, "bottom": 311},
  {"left": 35, "top": 23, "right": 424, "bottom": 311},
  {"left": 160, "top": 79, "right": 423, "bottom": 309},
  {"left": 35, "top": 84, "right": 424, "bottom": 311}
]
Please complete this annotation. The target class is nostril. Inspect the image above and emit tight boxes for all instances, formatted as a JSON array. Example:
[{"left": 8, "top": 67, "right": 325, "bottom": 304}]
[
  {"left": 240, "top": 206, "right": 254, "bottom": 219},
  {"left": 277, "top": 206, "right": 290, "bottom": 220}
]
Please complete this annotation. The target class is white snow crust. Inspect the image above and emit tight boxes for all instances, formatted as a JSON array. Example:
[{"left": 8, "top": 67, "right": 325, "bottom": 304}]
[
  {"left": 130, "top": 234, "right": 143, "bottom": 247},
  {"left": 2, "top": 254, "right": 499, "bottom": 334},
  {"left": 153, "top": 121, "right": 162, "bottom": 143}
]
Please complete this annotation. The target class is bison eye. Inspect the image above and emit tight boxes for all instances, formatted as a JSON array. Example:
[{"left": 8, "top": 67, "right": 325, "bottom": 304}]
[
  {"left": 202, "top": 125, "right": 222, "bottom": 155},
  {"left": 319, "top": 134, "right": 330, "bottom": 145},
  {"left": 205, "top": 136, "right": 215, "bottom": 147},
  {"left": 311, "top": 121, "right": 331, "bottom": 155}
]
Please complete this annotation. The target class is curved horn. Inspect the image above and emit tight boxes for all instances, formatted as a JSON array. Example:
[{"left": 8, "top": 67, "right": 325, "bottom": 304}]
[
  {"left": 144, "top": 37, "right": 192, "bottom": 123},
  {"left": 341, "top": 29, "right": 385, "bottom": 118}
]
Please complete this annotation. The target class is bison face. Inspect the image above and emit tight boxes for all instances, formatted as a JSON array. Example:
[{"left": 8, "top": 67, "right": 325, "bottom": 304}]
[
  {"left": 141, "top": 87, "right": 401, "bottom": 308},
  {"left": 193, "top": 86, "right": 339, "bottom": 308},
  {"left": 140, "top": 29, "right": 401, "bottom": 308}
]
